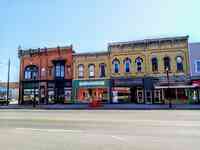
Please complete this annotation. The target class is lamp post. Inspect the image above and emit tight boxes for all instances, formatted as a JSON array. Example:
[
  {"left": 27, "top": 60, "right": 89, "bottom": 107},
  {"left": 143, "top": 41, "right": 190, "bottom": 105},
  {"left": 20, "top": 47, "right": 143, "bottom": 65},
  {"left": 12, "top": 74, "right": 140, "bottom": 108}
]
[
  {"left": 166, "top": 67, "right": 172, "bottom": 108},
  {"left": 33, "top": 76, "right": 36, "bottom": 108}
]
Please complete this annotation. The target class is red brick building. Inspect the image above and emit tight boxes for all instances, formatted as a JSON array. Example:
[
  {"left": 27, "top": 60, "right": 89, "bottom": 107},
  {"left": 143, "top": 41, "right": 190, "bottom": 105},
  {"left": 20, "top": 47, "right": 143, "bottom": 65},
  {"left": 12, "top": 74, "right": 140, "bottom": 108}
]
[{"left": 18, "top": 45, "right": 73, "bottom": 104}]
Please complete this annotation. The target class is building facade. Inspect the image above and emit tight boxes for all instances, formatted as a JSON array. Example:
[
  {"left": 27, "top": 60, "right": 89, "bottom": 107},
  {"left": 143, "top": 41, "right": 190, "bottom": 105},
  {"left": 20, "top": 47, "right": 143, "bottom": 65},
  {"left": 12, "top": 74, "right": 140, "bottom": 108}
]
[
  {"left": 72, "top": 52, "right": 111, "bottom": 103},
  {"left": 18, "top": 36, "right": 197, "bottom": 105},
  {"left": 189, "top": 43, "right": 200, "bottom": 102},
  {"left": 18, "top": 46, "right": 73, "bottom": 104},
  {"left": 109, "top": 36, "right": 191, "bottom": 104}
]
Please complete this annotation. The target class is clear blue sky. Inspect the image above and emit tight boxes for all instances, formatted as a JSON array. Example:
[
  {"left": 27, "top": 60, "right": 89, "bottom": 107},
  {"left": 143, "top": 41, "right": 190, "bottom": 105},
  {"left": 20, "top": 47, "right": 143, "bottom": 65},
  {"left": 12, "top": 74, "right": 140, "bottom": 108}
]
[{"left": 0, "top": 0, "right": 200, "bottom": 82}]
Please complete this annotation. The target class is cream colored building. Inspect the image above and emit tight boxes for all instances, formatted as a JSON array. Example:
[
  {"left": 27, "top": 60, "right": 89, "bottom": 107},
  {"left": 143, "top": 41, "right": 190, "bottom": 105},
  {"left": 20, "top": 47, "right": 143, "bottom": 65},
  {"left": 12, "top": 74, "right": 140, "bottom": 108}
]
[{"left": 72, "top": 52, "right": 111, "bottom": 103}]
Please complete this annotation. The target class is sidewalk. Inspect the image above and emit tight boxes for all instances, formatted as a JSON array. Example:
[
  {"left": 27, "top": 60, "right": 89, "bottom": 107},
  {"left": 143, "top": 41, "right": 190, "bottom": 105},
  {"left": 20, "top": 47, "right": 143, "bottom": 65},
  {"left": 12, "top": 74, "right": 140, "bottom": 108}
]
[{"left": 1, "top": 104, "right": 200, "bottom": 110}]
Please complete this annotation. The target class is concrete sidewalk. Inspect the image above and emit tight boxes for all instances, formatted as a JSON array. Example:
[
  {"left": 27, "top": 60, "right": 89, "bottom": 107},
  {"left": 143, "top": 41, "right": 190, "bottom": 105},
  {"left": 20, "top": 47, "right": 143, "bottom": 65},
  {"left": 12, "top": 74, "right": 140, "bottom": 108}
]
[{"left": 1, "top": 103, "right": 200, "bottom": 110}]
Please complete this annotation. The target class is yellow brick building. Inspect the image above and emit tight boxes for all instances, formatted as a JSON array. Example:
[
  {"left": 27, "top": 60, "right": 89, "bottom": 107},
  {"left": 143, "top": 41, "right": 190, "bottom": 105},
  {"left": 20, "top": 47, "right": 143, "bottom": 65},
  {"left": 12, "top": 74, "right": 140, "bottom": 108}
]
[
  {"left": 108, "top": 36, "right": 190, "bottom": 104},
  {"left": 72, "top": 52, "right": 111, "bottom": 103}
]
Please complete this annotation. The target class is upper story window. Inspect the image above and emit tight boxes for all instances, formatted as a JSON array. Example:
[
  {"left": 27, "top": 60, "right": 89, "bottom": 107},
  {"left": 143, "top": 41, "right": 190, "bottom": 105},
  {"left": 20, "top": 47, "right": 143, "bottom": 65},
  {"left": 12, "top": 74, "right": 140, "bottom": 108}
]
[
  {"left": 48, "top": 67, "right": 53, "bottom": 77},
  {"left": 99, "top": 63, "right": 106, "bottom": 78},
  {"left": 112, "top": 58, "right": 120, "bottom": 73},
  {"left": 123, "top": 58, "right": 131, "bottom": 73},
  {"left": 164, "top": 56, "right": 171, "bottom": 71},
  {"left": 41, "top": 68, "right": 46, "bottom": 77},
  {"left": 24, "top": 65, "right": 38, "bottom": 80},
  {"left": 78, "top": 64, "right": 84, "bottom": 78},
  {"left": 55, "top": 62, "right": 65, "bottom": 78},
  {"left": 176, "top": 56, "right": 184, "bottom": 72},
  {"left": 152, "top": 57, "right": 158, "bottom": 72},
  {"left": 88, "top": 64, "right": 95, "bottom": 78},
  {"left": 195, "top": 60, "right": 200, "bottom": 73},
  {"left": 135, "top": 57, "right": 143, "bottom": 72}
]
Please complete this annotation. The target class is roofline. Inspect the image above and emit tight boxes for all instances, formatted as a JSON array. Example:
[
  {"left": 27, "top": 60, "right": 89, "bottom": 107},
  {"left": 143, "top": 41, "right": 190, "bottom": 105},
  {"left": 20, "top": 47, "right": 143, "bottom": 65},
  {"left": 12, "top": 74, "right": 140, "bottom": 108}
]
[
  {"left": 19, "top": 45, "right": 73, "bottom": 52},
  {"left": 108, "top": 35, "right": 189, "bottom": 47},
  {"left": 189, "top": 42, "right": 200, "bottom": 45},
  {"left": 72, "top": 51, "right": 109, "bottom": 56},
  {"left": 18, "top": 45, "right": 73, "bottom": 58}
]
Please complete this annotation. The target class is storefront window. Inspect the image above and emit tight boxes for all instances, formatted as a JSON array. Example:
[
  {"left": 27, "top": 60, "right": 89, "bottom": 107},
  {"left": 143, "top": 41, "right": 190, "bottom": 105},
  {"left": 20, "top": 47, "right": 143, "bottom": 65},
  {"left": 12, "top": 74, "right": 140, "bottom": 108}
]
[
  {"left": 23, "top": 88, "right": 39, "bottom": 104},
  {"left": 135, "top": 57, "right": 143, "bottom": 72},
  {"left": 88, "top": 64, "right": 95, "bottom": 78},
  {"left": 99, "top": 63, "right": 106, "bottom": 78},
  {"left": 77, "top": 88, "right": 109, "bottom": 103},
  {"left": 78, "top": 64, "right": 84, "bottom": 78},
  {"left": 176, "top": 56, "right": 183, "bottom": 72},
  {"left": 164, "top": 56, "right": 171, "bottom": 71},
  {"left": 152, "top": 57, "right": 158, "bottom": 72}
]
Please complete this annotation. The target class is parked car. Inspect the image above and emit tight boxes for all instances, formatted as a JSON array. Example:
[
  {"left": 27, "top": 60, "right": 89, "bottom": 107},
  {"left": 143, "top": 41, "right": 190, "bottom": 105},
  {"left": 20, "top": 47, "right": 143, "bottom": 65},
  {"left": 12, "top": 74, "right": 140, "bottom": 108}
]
[{"left": 0, "top": 96, "right": 10, "bottom": 105}]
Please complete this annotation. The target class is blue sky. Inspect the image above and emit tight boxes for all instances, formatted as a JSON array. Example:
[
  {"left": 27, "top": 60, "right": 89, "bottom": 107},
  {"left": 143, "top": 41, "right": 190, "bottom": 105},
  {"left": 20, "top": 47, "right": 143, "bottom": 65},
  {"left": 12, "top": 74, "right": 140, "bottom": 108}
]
[{"left": 0, "top": 0, "right": 200, "bottom": 82}]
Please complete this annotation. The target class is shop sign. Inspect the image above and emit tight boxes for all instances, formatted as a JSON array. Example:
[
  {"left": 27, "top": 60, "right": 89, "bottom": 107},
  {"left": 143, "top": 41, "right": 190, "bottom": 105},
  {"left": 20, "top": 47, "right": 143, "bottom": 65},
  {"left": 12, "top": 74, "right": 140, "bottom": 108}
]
[
  {"left": 113, "top": 78, "right": 143, "bottom": 86},
  {"left": 79, "top": 81, "right": 105, "bottom": 87}
]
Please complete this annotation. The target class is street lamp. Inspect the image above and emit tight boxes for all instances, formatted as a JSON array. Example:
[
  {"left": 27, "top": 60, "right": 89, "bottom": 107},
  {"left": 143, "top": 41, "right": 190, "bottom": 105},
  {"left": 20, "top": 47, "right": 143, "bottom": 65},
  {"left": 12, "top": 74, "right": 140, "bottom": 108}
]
[
  {"left": 166, "top": 67, "right": 172, "bottom": 108},
  {"left": 33, "top": 76, "right": 36, "bottom": 108}
]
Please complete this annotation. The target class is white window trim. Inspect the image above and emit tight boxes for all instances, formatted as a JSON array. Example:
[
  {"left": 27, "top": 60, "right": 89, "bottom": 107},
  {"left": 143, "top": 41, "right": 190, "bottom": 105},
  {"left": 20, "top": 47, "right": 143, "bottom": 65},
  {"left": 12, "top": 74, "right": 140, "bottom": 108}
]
[{"left": 78, "top": 65, "right": 84, "bottom": 77}]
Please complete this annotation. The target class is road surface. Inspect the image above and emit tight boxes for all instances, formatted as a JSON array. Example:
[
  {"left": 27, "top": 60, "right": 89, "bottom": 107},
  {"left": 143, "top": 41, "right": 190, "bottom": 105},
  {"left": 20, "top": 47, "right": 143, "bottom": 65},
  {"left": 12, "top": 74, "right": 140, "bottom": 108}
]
[{"left": 0, "top": 110, "right": 200, "bottom": 150}]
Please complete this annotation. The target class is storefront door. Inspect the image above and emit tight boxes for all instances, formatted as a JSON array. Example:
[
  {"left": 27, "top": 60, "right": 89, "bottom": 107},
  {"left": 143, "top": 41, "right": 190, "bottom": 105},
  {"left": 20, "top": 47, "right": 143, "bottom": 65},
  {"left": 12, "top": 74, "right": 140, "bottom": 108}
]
[{"left": 130, "top": 88, "right": 137, "bottom": 103}]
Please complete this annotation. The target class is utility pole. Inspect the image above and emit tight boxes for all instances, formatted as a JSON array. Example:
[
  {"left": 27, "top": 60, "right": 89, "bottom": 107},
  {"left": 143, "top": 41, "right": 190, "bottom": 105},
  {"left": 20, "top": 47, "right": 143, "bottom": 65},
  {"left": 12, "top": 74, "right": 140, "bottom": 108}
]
[{"left": 6, "top": 58, "right": 10, "bottom": 105}]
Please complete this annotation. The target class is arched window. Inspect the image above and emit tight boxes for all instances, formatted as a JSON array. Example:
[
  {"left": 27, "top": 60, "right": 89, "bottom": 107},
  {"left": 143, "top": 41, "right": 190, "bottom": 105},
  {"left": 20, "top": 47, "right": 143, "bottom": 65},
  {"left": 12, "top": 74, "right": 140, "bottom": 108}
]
[
  {"left": 151, "top": 57, "right": 158, "bottom": 72},
  {"left": 88, "top": 64, "right": 95, "bottom": 78},
  {"left": 112, "top": 58, "right": 120, "bottom": 73},
  {"left": 41, "top": 68, "right": 46, "bottom": 77},
  {"left": 176, "top": 56, "right": 183, "bottom": 72},
  {"left": 123, "top": 58, "right": 131, "bottom": 73},
  {"left": 78, "top": 64, "right": 84, "bottom": 78},
  {"left": 164, "top": 57, "right": 171, "bottom": 71},
  {"left": 135, "top": 57, "right": 143, "bottom": 72},
  {"left": 24, "top": 65, "right": 38, "bottom": 80},
  {"left": 99, "top": 63, "right": 106, "bottom": 78}
]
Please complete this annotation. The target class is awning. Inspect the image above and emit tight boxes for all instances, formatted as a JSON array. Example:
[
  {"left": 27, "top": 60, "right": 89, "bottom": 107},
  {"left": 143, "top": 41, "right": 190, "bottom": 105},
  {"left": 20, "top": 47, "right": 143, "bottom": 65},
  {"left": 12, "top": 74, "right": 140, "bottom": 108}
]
[
  {"left": 192, "top": 80, "right": 200, "bottom": 87},
  {"left": 155, "top": 85, "right": 197, "bottom": 89}
]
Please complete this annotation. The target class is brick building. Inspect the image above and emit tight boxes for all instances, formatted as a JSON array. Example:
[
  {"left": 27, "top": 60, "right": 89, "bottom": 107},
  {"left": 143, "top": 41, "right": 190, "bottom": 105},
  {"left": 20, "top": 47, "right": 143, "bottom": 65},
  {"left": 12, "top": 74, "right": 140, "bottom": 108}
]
[
  {"left": 18, "top": 45, "right": 73, "bottom": 104},
  {"left": 109, "top": 36, "right": 192, "bottom": 104},
  {"left": 72, "top": 52, "right": 111, "bottom": 103}
]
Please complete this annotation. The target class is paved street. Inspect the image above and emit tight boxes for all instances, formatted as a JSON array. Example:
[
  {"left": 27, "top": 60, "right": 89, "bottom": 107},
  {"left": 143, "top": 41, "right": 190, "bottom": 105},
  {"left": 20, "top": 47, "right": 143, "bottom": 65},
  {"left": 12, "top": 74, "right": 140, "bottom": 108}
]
[{"left": 0, "top": 110, "right": 200, "bottom": 150}]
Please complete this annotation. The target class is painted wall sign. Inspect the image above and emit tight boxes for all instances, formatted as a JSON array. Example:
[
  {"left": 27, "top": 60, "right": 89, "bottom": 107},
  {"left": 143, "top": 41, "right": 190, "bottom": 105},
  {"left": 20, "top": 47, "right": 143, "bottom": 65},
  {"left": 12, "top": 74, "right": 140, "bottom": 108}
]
[{"left": 79, "top": 81, "right": 105, "bottom": 87}]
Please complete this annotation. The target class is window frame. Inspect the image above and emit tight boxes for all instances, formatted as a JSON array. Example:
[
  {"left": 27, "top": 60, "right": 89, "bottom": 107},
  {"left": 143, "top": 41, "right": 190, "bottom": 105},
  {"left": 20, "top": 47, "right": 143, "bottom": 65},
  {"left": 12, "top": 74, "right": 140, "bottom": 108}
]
[
  {"left": 135, "top": 57, "right": 143, "bottom": 72},
  {"left": 54, "top": 62, "right": 65, "bottom": 79},
  {"left": 163, "top": 56, "right": 171, "bottom": 71},
  {"left": 78, "top": 64, "right": 84, "bottom": 78},
  {"left": 112, "top": 58, "right": 120, "bottom": 74},
  {"left": 24, "top": 65, "right": 38, "bottom": 80},
  {"left": 151, "top": 57, "right": 158, "bottom": 72},
  {"left": 123, "top": 58, "right": 131, "bottom": 73},
  {"left": 99, "top": 63, "right": 106, "bottom": 78},
  {"left": 176, "top": 56, "right": 184, "bottom": 72},
  {"left": 88, "top": 64, "right": 95, "bottom": 78},
  {"left": 195, "top": 59, "right": 200, "bottom": 73}
]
